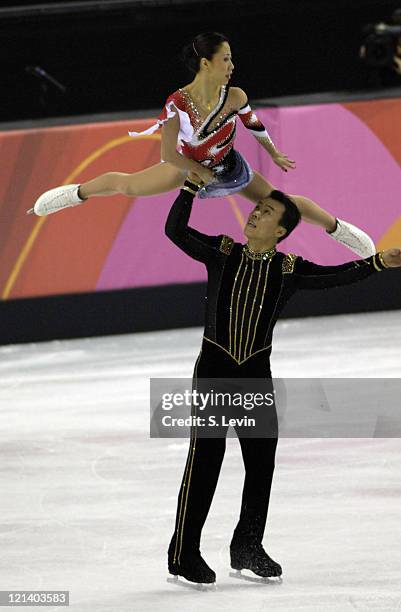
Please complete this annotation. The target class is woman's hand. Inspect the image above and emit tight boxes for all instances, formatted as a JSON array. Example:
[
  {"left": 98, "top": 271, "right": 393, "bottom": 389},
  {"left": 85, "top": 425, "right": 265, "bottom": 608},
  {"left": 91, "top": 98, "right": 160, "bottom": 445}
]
[
  {"left": 195, "top": 165, "right": 216, "bottom": 185},
  {"left": 382, "top": 248, "right": 401, "bottom": 268},
  {"left": 271, "top": 150, "right": 296, "bottom": 172}
]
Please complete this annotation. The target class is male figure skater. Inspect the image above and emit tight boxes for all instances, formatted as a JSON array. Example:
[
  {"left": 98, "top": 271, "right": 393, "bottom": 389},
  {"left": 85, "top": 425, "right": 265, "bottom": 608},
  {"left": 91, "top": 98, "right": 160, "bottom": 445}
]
[{"left": 164, "top": 174, "right": 400, "bottom": 586}]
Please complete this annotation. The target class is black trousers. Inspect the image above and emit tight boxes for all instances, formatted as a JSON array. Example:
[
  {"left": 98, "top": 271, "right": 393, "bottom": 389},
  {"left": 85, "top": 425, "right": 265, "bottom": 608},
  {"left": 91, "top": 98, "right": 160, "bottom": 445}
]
[{"left": 169, "top": 339, "right": 278, "bottom": 565}]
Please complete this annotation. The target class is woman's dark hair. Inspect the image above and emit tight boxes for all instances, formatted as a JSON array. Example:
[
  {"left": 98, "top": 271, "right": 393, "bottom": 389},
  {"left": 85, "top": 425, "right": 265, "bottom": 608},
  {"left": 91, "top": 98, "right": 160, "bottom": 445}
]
[
  {"left": 182, "top": 32, "right": 229, "bottom": 74},
  {"left": 269, "top": 190, "right": 301, "bottom": 243}
]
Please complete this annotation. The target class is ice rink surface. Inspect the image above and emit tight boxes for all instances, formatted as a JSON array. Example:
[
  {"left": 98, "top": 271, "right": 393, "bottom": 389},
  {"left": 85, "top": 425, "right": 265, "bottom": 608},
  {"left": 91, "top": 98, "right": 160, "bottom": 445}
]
[{"left": 1, "top": 310, "right": 401, "bottom": 612}]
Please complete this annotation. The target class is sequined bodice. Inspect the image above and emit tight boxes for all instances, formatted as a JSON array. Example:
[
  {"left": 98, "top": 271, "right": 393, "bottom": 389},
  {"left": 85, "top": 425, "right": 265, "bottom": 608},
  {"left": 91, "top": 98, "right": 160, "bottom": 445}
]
[
  {"left": 167, "top": 85, "right": 238, "bottom": 168},
  {"left": 178, "top": 86, "right": 238, "bottom": 138},
  {"left": 132, "top": 86, "right": 269, "bottom": 167}
]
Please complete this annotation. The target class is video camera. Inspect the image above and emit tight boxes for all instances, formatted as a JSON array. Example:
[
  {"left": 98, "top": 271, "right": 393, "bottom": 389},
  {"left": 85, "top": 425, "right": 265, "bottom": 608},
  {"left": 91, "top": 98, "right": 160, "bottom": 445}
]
[{"left": 362, "top": 22, "right": 401, "bottom": 68}]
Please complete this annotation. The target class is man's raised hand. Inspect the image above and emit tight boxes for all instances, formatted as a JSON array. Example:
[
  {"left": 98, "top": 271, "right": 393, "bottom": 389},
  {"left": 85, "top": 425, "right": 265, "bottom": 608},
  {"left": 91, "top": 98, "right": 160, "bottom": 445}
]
[
  {"left": 187, "top": 172, "right": 204, "bottom": 186},
  {"left": 382, "top": 248, "right": 401, "bottom": 267}
]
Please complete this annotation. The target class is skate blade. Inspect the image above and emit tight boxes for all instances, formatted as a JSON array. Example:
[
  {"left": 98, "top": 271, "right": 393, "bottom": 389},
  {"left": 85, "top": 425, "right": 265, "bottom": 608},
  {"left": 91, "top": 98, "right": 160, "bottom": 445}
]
[
  {"left": 229, "top": 570, "right": 282, "bottom": 584},
  {"left": 167, "top": 575, "right": 217, "bottom": 591}
]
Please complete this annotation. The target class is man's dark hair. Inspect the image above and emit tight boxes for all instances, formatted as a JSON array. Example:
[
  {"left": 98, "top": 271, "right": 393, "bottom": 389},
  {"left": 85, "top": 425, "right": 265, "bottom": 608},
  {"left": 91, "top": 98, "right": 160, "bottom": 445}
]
[{"left": 269, "top": 190, "right": 301, "bottom": 243}]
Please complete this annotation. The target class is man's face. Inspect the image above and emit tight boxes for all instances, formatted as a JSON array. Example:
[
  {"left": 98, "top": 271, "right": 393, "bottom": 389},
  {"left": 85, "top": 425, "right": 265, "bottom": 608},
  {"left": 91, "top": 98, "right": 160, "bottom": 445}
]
[{"left": 244, "top": 197, "right": 287, "bottom": 243}]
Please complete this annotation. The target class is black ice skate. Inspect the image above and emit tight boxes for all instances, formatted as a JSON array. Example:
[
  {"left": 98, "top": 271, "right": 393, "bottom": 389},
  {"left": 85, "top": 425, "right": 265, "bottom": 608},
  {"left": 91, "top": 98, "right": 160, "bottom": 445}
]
[
  {"left": 229, "top": 542, "right": 282, "bottom": 583},
  {"left": 167, "top": 551, "right": 216, "bottom": 591}
]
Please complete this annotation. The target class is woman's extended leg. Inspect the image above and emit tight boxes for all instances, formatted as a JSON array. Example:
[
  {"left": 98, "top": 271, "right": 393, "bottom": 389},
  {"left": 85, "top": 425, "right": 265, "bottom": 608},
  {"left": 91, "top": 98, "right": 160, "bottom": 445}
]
[
  {"left": 29, "top": 162, "right": 185, "bottom": 216},
  {"left": 237, "top": 171, "right": 336, "bottom": 232},
  {"left": 79, "top": 162, "right": 185, "bottom": 198}
]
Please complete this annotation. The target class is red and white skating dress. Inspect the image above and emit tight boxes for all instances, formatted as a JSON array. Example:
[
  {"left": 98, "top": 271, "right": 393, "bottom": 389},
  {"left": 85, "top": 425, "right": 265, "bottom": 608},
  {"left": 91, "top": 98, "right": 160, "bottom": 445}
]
[{"left": 129, "top": 85, "right": 271, "bottom": 198}]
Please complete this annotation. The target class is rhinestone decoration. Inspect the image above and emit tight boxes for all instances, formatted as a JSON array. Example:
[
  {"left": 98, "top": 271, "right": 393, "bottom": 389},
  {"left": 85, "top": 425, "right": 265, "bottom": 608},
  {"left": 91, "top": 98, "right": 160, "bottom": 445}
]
[
  {"left": 178, "top": 88, "right": 203, "bottom": 131},
  {"left": 219, "top": 235, "right": 234, "bottom": 255},
  {"left": 282, "top": 253, "right": 298, "bottom": 274},
  {"left": 243, "top": 244, "right": 276, "bottom": 261},
  {"left": 179, "top": 86, "right": 237, "bottom": 142}
]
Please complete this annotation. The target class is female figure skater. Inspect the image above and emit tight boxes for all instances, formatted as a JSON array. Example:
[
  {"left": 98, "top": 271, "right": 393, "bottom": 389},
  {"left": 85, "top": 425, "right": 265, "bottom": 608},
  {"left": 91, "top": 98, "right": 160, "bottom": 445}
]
[{"left": 29, "top": 32, "right": 375, "bottom": 258}]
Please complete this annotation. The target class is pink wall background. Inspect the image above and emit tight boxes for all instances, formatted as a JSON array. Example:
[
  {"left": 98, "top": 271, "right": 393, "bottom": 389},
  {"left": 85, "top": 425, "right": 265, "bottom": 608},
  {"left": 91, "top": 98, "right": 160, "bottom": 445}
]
[{"left": 2, "top": 98, "right": 400, "bottom": 299}]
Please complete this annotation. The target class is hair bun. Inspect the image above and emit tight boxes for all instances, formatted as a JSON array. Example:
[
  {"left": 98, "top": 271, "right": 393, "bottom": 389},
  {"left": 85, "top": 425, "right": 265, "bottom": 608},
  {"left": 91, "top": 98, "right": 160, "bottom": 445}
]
[{"left": 181, "top": 31, "right": 229, "bottom": 74}]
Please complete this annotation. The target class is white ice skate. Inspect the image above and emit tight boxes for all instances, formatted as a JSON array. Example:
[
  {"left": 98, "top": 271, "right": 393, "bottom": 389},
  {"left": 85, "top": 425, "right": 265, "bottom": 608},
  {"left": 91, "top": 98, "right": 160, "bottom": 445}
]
[
  {"left": 229, "top": 569, "right": 282, "bottom": 584},
  {"left": 328, "top": 219, "right": 376, "bottom": 258},
  {"left": 167, "top": 575, "right": 217, "bottom": 591},
  {"left": 27, "top": 184, "right": 85, "bottom": 216}
]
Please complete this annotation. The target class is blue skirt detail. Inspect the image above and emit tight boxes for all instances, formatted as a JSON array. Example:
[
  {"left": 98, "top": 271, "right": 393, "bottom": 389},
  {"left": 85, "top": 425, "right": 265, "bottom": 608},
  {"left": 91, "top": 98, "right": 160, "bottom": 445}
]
[{"left": 198, "top": 149, "right": 254, "bottom": 199}]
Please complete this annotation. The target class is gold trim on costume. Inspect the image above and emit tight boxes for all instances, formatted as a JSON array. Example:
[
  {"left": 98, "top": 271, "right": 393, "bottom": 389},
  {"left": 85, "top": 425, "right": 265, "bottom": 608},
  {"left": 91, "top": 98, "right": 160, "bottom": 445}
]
[
  {"left": 244, "top": 243, "right": 276, "bottom": 261},
  {"left": 378, "top": 251, "right": 389, "bottom": 269},
  {"left": 229, "top": 252, "right": 245, "bottom": 354},
  {"left": 233, "top": 258, "right": 248, "bottom": 360},
  {"left": 282, "top": 253, "right": 298, "bottom": 274},
  {"left": 248, "top": 259, "right": 271, "bottom": 356},
  {"left": 230, "top": 252, "right": 275, "bottom": 362},
  {"left": 238, "top": 258, "right": 255, "bottom": 363},
  {"left": 372, "top": 255, "right": 382, "bottom": 272},
  {"left": 203, "top": 336, "right": 272, "bottom": 365},
  {"left": 220, "top": 235, "right": 234, "bottom": 255},
  {"left": 182, "top": 185, "right": 197, "bottom": 196},
  {"left": 243, "top": 257, "right": 264, "bottom": 360},
  {"left": 185, "top": 180, "right": 203, "bottom": 191},
  {"left": 174, "top": 351, "right": 202, "bottom": 564}
]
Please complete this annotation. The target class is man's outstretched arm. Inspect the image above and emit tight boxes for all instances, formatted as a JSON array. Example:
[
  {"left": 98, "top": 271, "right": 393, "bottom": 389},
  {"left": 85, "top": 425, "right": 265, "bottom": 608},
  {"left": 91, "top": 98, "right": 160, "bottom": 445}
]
[
  {"left": 165, "top": 179, "right": 220, "bottom": 264},
  {"left": 287, "top": 249, "right": 401, "bottom": 290}
]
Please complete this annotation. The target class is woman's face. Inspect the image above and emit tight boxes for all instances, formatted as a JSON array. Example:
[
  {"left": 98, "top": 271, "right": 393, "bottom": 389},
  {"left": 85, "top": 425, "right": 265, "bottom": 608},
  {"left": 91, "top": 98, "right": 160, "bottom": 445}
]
[{"left": 204, "top": 42, "right": 234, "bottom": 84}]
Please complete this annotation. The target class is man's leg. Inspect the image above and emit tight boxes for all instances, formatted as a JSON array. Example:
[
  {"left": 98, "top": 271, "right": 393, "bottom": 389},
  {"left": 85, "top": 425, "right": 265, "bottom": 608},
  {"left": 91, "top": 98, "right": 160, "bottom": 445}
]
[
  {"left": 168, "top": 435, "right": 226, "bottom": 582},
  {"left": 230, "top": 435, "right": 282, "bottom": 578},
  {"left": 232, "top": 436, "right": 278, "bottom": 546},
  {"left": 168, "top": 343, "right": 234, "bottom": 583}
]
